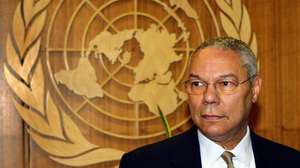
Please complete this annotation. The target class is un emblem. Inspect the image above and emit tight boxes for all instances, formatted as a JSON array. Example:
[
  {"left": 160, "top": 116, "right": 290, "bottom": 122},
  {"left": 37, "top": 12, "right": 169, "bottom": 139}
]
[
  {"left": 4, "top": 0, "right": 257, "bottom": 167},
  {"left": 48, "top": 0, "right": 197, "bottom": 140}
]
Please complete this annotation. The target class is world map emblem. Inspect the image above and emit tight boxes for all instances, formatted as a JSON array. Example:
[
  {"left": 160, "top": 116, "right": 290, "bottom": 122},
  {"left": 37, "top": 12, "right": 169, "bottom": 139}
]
[
  {"left": 4, "top": 0, "right": 257, "bottom": 167},
  {"left": 47, "top": 0, "right": 203, "bottom": 140}
]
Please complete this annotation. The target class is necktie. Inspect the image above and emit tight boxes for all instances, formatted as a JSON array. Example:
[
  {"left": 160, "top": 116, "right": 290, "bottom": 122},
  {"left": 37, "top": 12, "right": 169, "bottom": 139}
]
[{"left": 221, "top": 151, "right": 235, "bottom": 168}]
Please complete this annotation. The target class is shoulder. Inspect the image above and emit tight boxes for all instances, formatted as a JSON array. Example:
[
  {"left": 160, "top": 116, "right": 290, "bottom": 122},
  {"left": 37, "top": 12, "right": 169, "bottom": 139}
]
[
  {"left": 251, "top": 131, "right": 300, "bottom": 164},
  {"left": 119, "top": 127, "right": 197, "bottom": 168}
]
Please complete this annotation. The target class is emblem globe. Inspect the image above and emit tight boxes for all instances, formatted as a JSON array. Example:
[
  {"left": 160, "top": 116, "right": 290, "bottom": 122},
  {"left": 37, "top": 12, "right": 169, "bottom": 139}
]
[{"left": 46, "top": 0, "right": 216, "bottom": 139}]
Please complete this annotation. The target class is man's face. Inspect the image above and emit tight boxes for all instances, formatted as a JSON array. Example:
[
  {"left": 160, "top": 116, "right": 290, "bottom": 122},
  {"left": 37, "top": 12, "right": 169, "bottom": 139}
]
[{"left": 188, "top": 47, "right": 261, "bottom": 146}]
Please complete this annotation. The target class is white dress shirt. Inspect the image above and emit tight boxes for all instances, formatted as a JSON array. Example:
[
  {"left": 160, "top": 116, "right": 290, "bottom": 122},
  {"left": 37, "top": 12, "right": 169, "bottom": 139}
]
[{"left": 198, "top": 126, "right": 256, "bottom": 168}]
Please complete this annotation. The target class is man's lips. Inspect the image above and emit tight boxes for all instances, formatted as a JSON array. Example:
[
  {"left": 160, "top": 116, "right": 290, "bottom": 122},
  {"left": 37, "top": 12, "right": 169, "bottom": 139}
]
[{"left": 201, "top": 114, "right": 226, "bottom": 121}]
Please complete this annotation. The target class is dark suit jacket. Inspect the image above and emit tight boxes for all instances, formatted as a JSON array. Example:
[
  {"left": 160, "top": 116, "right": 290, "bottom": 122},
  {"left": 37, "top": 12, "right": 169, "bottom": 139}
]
[{"left": 119, "top": 126, "right": 300, "bottom": 168}]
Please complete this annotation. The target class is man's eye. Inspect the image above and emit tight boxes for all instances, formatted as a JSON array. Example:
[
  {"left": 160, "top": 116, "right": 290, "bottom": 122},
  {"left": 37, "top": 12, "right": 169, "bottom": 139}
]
[
  {"left": 218, "top": 80, "right": 237, "bottom": 88},
  {"left": 191, "top": 81, "right": 204, "bottom": 87},
  {"left": 222, "top": 81, "right": 230, "bottom": 86}
]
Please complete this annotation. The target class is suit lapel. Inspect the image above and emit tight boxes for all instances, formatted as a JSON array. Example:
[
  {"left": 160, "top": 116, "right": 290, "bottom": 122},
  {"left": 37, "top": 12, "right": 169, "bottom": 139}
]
[
  {"left": 251, "top": 131, "right": 270, "bottom": 168},
  {"left": 170, "top": 126, "right": 202, "bottom": 168},
  {"left": 169, "top": 128, "right": 270, "bottom": 168},
  {"left": 168, "top": 129, "right": 274, "bottom": 168}
]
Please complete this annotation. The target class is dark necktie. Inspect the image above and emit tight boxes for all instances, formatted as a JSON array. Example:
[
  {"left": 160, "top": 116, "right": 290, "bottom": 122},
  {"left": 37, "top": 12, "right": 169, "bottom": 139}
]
[{"left": 221, "top": 151, "right": 235, "bottom": 168}]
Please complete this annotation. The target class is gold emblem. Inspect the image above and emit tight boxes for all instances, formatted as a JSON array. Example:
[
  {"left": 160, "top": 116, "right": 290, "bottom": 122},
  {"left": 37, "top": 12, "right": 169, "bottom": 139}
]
[{"left": 4, "top": 0, "right": 257, "bottom": 167}]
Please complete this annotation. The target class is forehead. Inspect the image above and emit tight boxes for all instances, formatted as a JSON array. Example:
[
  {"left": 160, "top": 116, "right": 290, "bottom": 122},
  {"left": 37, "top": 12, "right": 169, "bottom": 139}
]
[{"left": 189, "top": 47, "right": 247, "bottom": 79}]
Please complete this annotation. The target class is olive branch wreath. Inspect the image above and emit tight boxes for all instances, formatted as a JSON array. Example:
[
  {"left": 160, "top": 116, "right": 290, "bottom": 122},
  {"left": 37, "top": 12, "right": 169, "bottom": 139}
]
[
  {"left": 3, "top": 0, "right": 257, "bottom": 167},
  {"left": 216, "top": 0, "right": 258, "bottom": 57},
  {"left": 3, "top": 0, "right": 123, "bottom": 167}
]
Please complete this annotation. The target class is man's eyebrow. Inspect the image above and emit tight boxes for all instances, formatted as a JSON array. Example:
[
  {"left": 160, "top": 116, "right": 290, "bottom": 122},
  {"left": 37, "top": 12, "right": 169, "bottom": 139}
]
[
  {"left": 218, "top": 73, "right": 238, "bottom": 79},
  {"left": 188, "top": 73, "right": 201, "bottom": 79},
  {"left": 188, "top": 73, "right": 239, "bottom": 80}
]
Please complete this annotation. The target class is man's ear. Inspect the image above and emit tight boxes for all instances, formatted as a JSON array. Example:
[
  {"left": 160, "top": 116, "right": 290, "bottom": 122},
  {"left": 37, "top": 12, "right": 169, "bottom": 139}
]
[{"left": 251, "top": 75, "right": 262, "bottom": 103}]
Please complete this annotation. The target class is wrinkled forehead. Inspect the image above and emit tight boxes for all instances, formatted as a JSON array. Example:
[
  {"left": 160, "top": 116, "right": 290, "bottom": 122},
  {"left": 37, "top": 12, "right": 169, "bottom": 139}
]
[
  {"left": 191, "top": 47, "right": 242, "bottom": 63},
  {"left": 188, "top": 47, "right": 248, "bottom": 80}
]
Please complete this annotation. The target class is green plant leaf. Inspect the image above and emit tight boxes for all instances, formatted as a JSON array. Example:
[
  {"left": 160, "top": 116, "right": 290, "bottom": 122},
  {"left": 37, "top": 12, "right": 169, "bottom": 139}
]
[{"left": 158, "top": 105, "right": 172, "bottom": 138}]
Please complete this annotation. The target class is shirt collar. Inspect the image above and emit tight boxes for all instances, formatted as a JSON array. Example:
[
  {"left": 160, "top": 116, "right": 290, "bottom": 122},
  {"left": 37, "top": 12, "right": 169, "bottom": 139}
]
[
  {"left": 231, "top": 126, "right": 252, "bottom": 166},
  {"left": 198, "top": 126, "right": 253, "bottom": 167},
  {"left": 198, "top": 129, "right": 225, "bottom": 167}
]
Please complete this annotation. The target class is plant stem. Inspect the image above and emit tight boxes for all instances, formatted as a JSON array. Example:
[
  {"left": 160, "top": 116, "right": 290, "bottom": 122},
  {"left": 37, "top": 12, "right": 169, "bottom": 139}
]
[{"left": 157, "top": 106, "right": 172, "bottom": 138}]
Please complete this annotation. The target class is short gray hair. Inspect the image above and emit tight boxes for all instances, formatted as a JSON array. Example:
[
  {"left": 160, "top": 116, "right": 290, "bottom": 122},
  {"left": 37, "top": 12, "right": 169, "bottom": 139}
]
[{"left": 192, "top": 37, "right": 257, "bottom": 77}]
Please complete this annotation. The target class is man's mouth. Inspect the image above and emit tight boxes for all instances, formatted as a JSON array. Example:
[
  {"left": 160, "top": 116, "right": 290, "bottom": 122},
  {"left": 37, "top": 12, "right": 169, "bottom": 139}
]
[{"left": 201, "top": 114, "right": 226, "bottom": 121}]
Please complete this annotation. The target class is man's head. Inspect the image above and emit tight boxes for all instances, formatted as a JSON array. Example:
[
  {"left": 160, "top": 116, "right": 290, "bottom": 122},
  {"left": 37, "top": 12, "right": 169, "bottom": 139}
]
[{"left": 185, "top": 37, "right": 261, "bottom": 149}]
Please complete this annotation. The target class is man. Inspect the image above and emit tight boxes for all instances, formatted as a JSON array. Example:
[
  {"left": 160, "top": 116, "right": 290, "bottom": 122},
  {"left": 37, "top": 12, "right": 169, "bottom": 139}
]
[{"left": 119, "top": 37, "right": 300, "bottom": 168}]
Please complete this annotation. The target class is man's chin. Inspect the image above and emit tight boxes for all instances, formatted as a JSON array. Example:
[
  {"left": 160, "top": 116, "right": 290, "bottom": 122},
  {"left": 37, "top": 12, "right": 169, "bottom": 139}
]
[{"left": 199, "top": 126, "right": 227, "bottom": 140}]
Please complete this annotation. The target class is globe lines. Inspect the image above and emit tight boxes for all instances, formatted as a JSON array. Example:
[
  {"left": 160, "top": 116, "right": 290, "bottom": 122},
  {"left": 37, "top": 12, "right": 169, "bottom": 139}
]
[{"left": 46, "top": 0, "right": 206, "bottom": 139}]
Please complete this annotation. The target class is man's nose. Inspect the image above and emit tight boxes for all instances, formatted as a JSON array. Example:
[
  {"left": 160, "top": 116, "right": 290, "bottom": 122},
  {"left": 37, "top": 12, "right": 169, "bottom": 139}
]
[{"left": 202, "top": 84, "right": 220, "bottom": 104}]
